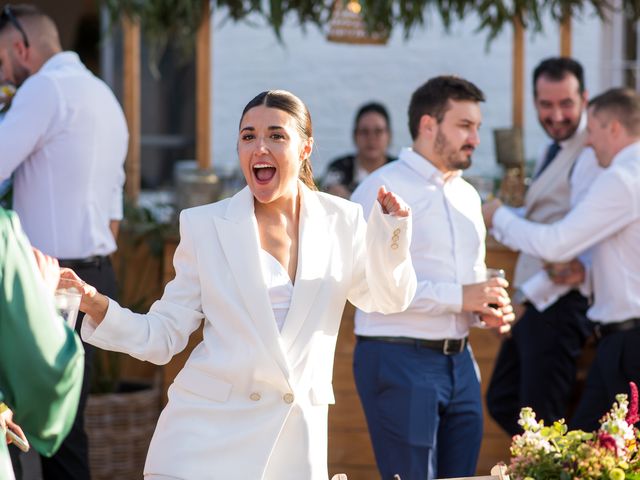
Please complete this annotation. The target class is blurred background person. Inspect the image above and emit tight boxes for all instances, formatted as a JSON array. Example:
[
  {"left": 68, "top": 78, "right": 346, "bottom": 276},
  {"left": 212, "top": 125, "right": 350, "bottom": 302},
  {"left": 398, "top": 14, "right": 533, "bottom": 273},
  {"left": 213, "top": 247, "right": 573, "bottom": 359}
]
[
  {"left": 0, "top": 5, "right": 128, "bottom": 478},
  {"left": 322, "top": 102, "right": 395, "bottom": 198},
  {"left": 0, "top": 207, "right": 84, "bottom": 480},
  {"left": 0, "top": 83, "right": 14, "bottom": 208},
  {"left": 352, "top": 76, "right": 514, "bottom": 480},
  {"left": 483, "top": 87, "right": 640, "bottom": 433},
  {"left": 486, "top": 57, "right": 602, "bottom": 437}
]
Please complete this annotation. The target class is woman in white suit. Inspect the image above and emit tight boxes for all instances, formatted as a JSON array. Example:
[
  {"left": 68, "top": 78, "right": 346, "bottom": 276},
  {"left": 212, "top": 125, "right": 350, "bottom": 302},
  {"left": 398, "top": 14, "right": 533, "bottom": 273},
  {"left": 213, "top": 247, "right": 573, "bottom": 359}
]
[{"left": 65, "top": 90, "right": 417, "bottom": 479}]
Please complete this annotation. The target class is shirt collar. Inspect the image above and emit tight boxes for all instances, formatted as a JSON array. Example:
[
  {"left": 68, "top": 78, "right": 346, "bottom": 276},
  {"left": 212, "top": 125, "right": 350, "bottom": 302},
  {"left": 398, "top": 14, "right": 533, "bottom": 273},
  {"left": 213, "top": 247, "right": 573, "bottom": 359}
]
[
  {"left": 612, "top": 140, "right": 640, "bottom": 166},
  {"left": 39, "top": 51, "right": 82, "bottom": 73},
  {"left": 398, "top": 147, "right": 462, "bottom": 185}
]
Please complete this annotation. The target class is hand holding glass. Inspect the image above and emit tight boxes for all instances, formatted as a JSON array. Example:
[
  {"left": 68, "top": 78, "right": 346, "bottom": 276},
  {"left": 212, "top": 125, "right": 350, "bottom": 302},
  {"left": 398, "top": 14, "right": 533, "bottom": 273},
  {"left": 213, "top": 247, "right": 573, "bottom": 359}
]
[
  {"left": 483, "top": 268, "right": 505, "bottom": 308},
  {"left": 54, "top": 287, "right": 82, "bottom": 329},
  {"left": 481, "top": 268, "right": 512, "bottom": 333}
]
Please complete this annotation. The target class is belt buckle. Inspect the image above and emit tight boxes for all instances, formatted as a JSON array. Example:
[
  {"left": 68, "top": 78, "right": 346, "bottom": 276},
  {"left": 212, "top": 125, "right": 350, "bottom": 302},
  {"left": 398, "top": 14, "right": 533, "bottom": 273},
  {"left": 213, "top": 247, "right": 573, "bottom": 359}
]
[
  {"left": 593, "top": 323, "right": 603, "bottom": 340},
  {"left": 443, "top": 338, "right": 464, "bottom": 355}
]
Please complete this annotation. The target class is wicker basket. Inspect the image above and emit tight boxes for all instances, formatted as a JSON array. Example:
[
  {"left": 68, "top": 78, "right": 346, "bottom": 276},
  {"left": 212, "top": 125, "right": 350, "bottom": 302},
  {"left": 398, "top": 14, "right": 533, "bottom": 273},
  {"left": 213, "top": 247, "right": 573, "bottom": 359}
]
[{"left": 85, "top": 382, "right": 162, "bottom": 479}]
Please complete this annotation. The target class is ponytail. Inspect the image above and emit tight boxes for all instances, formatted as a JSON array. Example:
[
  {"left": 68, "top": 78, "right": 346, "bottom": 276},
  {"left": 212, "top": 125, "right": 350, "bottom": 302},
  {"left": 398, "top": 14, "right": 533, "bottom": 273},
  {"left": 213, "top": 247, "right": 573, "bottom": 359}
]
[{"left": 299, "top": 157, "right": 317, "bottom": 191}]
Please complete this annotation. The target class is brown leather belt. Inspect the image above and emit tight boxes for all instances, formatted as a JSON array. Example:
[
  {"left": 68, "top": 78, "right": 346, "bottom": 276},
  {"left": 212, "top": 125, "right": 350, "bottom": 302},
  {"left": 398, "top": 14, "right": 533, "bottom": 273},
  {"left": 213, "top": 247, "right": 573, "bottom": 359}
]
[{"left": 357, "top": 335, "right": 468, "bottom": 355}]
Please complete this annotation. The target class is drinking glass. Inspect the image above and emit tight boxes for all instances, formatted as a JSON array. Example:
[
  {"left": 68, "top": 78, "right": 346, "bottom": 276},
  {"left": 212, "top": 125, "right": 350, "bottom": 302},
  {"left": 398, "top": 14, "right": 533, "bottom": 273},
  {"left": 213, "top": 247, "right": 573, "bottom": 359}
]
[
  {"left": 54, "top": 287, "right": 82, "bottom": 329},
  {"left": 483, "top": 268, "right": 505, "bottom": 309}
]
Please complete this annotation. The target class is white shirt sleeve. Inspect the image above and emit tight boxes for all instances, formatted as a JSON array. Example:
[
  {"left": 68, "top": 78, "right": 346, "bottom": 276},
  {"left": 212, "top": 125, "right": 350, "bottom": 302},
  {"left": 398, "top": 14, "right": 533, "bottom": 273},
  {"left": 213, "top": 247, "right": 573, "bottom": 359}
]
[
  {"left": 519, "top": 148, "right": 603, "bottom": 309},
  {"left": 352, "top": 177, "right": 462, "bottom": 315},
  {"left": 0, "top": 76, "right": 58, "bottom": 181},
  {"left": 347, "top": 198, "right": 416, "bottom": 315},
  {"left": 492, "top": 168, "right": 637, "bottom": 263},
  {"left": 109, "top": 165, "right": 125, "bottom": 221},
  {"left": 82, "top": 210, "right": 204, "bottom": 364}
]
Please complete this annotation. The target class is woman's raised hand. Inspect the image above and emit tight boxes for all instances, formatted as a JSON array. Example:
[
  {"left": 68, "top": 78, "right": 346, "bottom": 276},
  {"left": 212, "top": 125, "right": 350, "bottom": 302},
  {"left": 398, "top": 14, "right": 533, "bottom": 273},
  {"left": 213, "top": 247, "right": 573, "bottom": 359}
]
[{"left": 377, "top": 185, "right": 410, "bottom": 217}]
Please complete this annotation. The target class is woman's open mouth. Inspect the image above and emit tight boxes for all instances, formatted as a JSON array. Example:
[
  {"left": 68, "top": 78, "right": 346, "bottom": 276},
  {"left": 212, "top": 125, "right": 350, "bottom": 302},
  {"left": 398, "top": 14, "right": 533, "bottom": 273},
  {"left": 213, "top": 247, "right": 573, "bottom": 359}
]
[{"left": 253, "top": 163, "right": 277, "bottom": 184}]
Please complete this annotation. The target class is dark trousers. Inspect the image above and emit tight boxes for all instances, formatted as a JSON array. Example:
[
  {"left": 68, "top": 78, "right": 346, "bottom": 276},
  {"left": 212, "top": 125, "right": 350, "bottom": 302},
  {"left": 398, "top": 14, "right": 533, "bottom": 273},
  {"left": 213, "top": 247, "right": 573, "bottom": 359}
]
[
  {"left": 353, "top": 338, "right": 483, "bottom": 480},
  {"left": 571, "top": 328, "right": 640, "bottom": 432},
  {"left": 39, "top": 258, "right": 117, "bottom": 480},
  {"left": 486, "top": 290, "right": 591, "bottom": 436}
]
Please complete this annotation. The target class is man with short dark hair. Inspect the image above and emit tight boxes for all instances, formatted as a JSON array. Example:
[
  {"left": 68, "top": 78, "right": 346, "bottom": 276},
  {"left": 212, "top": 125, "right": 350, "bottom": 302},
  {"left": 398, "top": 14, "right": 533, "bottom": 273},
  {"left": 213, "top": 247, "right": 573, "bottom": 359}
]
[
  {"left": 484, "top": 87, "right": 640, "bottom": 432},
  {"left": 0, "top": 4, "right": 128, "bottom": 479},
  {"left": 485, "top": 57, "right": 602, "bottom": 437},
  {"left": 352, "top": 76, "right": 515, "bottom": 480}
]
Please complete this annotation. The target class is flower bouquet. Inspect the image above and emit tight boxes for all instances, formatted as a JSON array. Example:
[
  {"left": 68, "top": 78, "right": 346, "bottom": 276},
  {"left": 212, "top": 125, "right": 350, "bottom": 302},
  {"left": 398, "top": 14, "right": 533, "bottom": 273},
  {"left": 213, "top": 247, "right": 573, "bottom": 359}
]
[{"left": 508, "top": 382, "right": 640, "bottom": 480}]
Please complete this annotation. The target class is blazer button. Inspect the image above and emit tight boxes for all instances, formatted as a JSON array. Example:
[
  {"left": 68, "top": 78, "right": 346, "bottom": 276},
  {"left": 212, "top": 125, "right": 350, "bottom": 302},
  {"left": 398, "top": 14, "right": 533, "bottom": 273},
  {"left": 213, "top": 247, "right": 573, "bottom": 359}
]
[
  {"left": 391, "top": 243, "right": 399, "bottom": 250},
  {"left": 283, "top": 393, "right": 294, "bottom": 404},
  {"left": 392, "top": 234, "right": 400, "bottom": 242},
  {"left": 393, "top": 228, "right": 401, "bottom": 235},
  {"left": 250, "top": 392, "right": 261, "bottom": 401}
]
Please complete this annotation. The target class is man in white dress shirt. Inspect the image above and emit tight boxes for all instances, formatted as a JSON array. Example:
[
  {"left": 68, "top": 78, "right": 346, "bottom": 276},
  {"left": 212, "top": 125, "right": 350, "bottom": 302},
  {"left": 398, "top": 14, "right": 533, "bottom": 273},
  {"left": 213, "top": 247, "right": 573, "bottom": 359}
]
[
  {"left": 0, "top": 5, "right": 128, "bottom": 479},
  {"left": 486, "top": 58, "right": 603, "bottom": 437},
  {"left": 484, "top": 87, "right": 640, "bottom": 432},
  {"left": 351, "top": 76, "right": 514, "bottom": 480}
]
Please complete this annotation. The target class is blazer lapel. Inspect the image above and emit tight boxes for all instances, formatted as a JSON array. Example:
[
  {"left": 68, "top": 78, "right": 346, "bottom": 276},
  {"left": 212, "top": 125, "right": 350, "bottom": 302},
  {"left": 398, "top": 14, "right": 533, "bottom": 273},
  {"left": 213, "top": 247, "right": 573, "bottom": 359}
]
[
  {"left": 280, "top": 186, "right": 334, "bottom": 360},
  {"left": 213, "top": 187, "right": 291, "bottom": 379}
]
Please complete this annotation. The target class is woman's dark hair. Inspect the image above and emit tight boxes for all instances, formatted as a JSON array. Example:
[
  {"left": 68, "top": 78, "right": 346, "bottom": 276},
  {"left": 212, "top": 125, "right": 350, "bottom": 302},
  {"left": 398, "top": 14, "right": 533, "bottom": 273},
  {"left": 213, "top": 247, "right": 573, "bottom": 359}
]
[
  {"left": 353, "top": 102, "right": 391, "bottom": 135},
  {"left": 240, "top": 90, "right": 316, "bottom": 190}
]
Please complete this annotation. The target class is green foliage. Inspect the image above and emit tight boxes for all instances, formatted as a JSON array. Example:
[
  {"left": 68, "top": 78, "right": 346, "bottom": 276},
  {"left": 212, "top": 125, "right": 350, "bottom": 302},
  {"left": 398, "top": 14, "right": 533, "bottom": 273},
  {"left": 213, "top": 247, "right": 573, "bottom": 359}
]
[
  {"left": 102, "top": 0, "right": 640, "bottom": 53},
  {"left": 121, "top": 200, "right": 173, "bottom": 258},
  {"left": 509, "top": 397, "right": 640, "bottom": 480}
]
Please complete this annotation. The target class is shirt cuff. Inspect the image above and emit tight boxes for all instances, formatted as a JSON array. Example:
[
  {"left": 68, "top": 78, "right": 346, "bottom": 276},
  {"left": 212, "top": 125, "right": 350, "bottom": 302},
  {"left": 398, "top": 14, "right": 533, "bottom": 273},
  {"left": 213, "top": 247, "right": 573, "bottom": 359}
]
[
  {"left": 491, "top": 206, "right": 516, "bottom": 244},
  {"left": 442, "top": 283, "right": 463, "bottom": 313},
  {"left": 80, "top": 298, "right": 116, "bottom": 345},
  {"left": 520, "top": 270, "right": 571, "bottom": 312}
]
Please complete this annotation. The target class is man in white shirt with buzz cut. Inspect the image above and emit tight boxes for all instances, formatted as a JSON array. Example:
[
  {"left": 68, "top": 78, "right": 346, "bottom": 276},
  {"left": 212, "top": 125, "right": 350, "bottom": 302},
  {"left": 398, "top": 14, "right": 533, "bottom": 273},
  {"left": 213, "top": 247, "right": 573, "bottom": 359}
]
[
  {"left": 485, "top": 57, "right": 603, "bottom": 439},
  {"left": 352, "top": 76, "right": 515, "bottom": 480},
  {"left": 0, "top": 4, "right": 128, "bottom": 479},
  {"left": 484, "top": 87, "right": 640, "bottom": 433}
]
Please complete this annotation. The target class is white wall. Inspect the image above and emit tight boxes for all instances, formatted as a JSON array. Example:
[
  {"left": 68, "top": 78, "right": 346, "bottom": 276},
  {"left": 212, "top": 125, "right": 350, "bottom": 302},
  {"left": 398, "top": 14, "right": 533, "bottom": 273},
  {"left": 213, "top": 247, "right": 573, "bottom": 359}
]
[{"left": 211, "top": 8, "right": 603, "bottom": 179}]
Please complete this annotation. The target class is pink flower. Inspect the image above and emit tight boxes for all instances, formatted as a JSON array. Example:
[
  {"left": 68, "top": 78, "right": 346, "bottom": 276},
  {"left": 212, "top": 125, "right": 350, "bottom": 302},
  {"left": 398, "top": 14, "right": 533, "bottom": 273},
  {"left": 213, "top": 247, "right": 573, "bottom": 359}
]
[
  {"left": 627, "top": 382, "right": 639, "bottom": 425},
  {"left": 598, "top": 432, "right": 617, "bottom": 452}
]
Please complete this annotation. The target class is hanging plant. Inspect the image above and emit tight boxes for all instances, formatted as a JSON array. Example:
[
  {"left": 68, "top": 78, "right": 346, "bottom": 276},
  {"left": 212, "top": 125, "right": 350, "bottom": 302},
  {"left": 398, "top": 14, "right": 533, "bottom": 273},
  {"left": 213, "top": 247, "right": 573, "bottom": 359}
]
[{"left": 102, "top": 0, "right": 640, "bottom": 62}]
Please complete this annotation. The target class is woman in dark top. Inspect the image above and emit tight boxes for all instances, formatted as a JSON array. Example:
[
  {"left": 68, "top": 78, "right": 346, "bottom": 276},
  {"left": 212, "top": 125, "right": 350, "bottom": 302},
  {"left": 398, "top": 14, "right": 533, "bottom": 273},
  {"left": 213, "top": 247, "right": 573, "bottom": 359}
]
[{"left": 323, "top": 102, "right": 395, "bottom": 198}]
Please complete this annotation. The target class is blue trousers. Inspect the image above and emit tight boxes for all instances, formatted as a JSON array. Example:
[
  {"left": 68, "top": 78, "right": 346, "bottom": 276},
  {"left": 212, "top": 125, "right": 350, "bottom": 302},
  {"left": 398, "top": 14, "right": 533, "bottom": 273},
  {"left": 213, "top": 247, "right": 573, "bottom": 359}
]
[{"left": 353, "top": 339, "right": 483, "bottom": 480}]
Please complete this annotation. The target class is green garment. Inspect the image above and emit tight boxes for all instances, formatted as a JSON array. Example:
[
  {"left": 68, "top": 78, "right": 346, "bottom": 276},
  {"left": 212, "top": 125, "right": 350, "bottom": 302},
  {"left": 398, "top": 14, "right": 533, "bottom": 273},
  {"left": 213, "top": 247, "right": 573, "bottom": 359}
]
[{"left": 0, "top": 208, "right": 84, "bottom": 466}]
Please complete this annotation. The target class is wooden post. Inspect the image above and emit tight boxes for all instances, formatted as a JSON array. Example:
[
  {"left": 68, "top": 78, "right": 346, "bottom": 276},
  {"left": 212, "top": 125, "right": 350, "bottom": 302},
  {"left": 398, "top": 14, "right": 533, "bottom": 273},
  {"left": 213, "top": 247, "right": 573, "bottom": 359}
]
[
  {"left": 512, "top": 15, "right": 525, "bottom": 129},
  {"left": 196, "top": 0, "right": 212, "bottom": 170},
  {"left": 560, "top": 9, "right": 572, "bottom": 57},
  {"left": 122, "top": 15, "right": 141, "bottom": 204}
]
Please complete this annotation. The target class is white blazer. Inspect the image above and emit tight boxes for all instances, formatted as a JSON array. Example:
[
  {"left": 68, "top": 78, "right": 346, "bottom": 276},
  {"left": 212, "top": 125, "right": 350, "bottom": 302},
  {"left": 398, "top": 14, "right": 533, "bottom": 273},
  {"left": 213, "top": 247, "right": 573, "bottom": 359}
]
[{"left": 82, "top": 184, "right": 416, "bottom": 479}]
